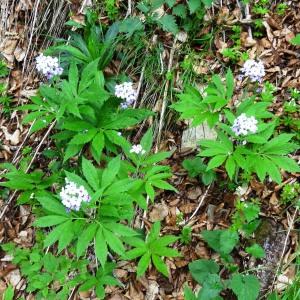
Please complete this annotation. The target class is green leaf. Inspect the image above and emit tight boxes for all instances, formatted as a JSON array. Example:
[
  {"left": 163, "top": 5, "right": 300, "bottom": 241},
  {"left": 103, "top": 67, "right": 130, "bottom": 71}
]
[
  {"left": 202, "top": 229, "right": 239, "bottom": 256},
  {"left": 119, "top": 17, "right": 144, "bottom": 37},
  {"left": 33, "top": 215, "right": 68, "bottom": 227},
  {"left": 125, "top": 247, "right": 147, "bottom": 260},
  {"left": 229, "top": 274, "right": 260, "bottom": 300},
  {"left": 102, "top": 156, "right": 121, "bottom": 189},
  {"left": 69, "top": 62, "right": 79, "bottom": 93},
  {"left": 63, "top": 143, "right": 81, "bottom": 162},
  {"left": 145, "top": 182, "right": 155, "bottom": 202},
  {"left": 198, "top": 274, "right": 223, "bottom": 300},
  {"left": 182, "top": 157, "right": 206, "bottom": 177},
  {"left": 225, "top": 156, "right": 236, "bottom": 180},
  {"left": 70, "top": 129, "right": 97, "bottom": 145},
  {"left": 91, "top": 131, "right": 105, "bottom": 163},
  {"left": 188, "top": 0, "right": 201, "bottom": 13},
  {"left": 189, "top": 259, "right": 219, "bottom": 284},
  {"left": 157, "top": 15, "right": 179, "bottom": 35},
  {"left": 290, "top": 34, "right": 300, "bottom": 46},
  {"left": 152, "top": 254, "right": 168, "bottom": 277},
  {"left": 150, "top": 179, "right": 177, "bottom": 192},
  {"left": 166, "top": 0, "right": 176, "bottom": 7},
  {"left": 57, "top": 221, "right": 74, "bottom": 253},
  {"left": 245, "top": 244, "right": 265, "bottom": 258},
  {"left": 147, "top": 222, "right": 161, "bottom": 243},
  {"left": 144, "top": 151, "right": 171, "bottom": 165},
  {"left": 82, "top": 157, "right": 99, "bottom": 191},
  {"left": 44, "top": 220, "right": 72, "bottom": 248},
  {"left": 141, "top": 128, "right": 153, "bottom": 152},
  {"left": 151, "top": 246, "right": 180, "bottom": 257},
  {"left": 52, "top": 45, "right": 90, "bottom": 62},
  {"left": 95, "top": 228, "right": 108, "bottom": 267},
  {"left": 103, "top": 228, "right": 125, "bottom": 255},
  {"left": 172, "top": 4, "right": 187, "bottom": 18},
  {"left": 36, "top": 195, "right": 68, "bottom": 216},
  {"left": 269, "top": 156, "right": 300, "bottom": 173},
  {"left": 3, "top": 285, "right": 14, "bottom": 300},
  {"left": 137, "top": 252, "right": 151, "bottom": 277},
  {"left": 184, "top": 285, "right": 197, "bottom": 300},
  {"left": 103, "top": 223, "right": 138, "bottom": 237},
  {"left": 76, "top": 223, "right": 98, "bottom": 257},
  {"left": 206, "top": 155, "right": 227, "bottom": 170}
]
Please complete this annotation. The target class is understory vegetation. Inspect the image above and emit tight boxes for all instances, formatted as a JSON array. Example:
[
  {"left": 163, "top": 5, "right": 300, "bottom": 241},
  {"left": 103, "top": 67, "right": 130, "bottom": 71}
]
[{"left": 0, "top": 1, "right": 300, "bottom": 299}]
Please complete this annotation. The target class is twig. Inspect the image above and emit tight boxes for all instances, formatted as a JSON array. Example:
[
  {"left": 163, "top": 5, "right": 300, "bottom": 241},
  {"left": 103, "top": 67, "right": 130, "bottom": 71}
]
[
  {"left": 21, "top": 0, "right": 41, "bottom": 77},
  {"left": 186, "top": 184, "right": 212, "bottom": 225},
  {"left": 244, "top": 3, "right": 253, "bottom": 40},
  {"left": 271, "top": 207, "right": 299, "bottom": 290},
  {"left": 125, "top": 0, "right": 132, "bottom": 18},
  {"left": 155, "top": 36, "right": 177, "bottom": 151},
  {"left": 133, "top": 63, "right": 146, "bottom": 109}
]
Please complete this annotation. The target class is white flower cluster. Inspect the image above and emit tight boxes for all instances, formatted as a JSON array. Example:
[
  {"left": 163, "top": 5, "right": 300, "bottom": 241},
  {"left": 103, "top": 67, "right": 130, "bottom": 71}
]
[
  {"left": 59, "top": 179, "right": 90, "bottom": 211},
  {"left": 231, "top": 113, "right": 258, "bottom": 136},
  {"left": 36, "top": 54, "right": 63, "bottom": 79},
  {"left": 130, "top": 144, "right": 146, "bottom": 155},
  {"left": 240, "top": 59, "right": 265, "bottom": 83},
  {"left": 115, "top": 82, "right": 137, "bottom": 109}
]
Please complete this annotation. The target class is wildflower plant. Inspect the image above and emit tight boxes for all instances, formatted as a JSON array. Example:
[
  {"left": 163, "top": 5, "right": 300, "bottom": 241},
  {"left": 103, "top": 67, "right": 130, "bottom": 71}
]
[{"left": 172, "top": 67, "right": 300, "bottom": 183}]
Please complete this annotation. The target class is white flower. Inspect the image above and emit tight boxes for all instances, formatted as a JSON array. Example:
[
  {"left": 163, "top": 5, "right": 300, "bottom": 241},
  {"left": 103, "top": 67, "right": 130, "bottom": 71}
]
[
  {"left": 231, "top": 113, "right": 258, "bottom": 136},
  {"left": 114, "top": 82, "right": 137, "bottom": 109},
  {"left": 59, "top": 179, "right": 90, "bottom": 211},
  {"left": 240, "top": 59, "right": 265, "bottom": 82},
  {"left": 36, "top": 54, "right": 63, "bottom": 79},
  {"left": 130, "top": 144, "right": 146, "bottom": 155}
]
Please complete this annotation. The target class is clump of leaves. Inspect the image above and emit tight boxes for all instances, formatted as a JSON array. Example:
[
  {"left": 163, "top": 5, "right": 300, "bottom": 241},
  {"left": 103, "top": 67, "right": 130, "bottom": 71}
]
[
  {"left": 182, "top": 157, "right": 216, "bottom": 185},
  {"left": 280, "top": 183, "right": 300, "bottom": 204},
  {"left": 172, "top": 69, "right": 300, "bottom": 184},
  {"left": 185, "top": 259, "right": 260, "bottom": 300},
  {"left": 180, "top": 226, "right": 192, "bottom": 245},
  {"left": 231, "top": 199, "right": 261, "bottom": 236},
  {"left": 1, "top": 242, "right": 120, "bottom": 300},
  {"left": 137, "top": 0, "right": 214, "bottom": 36},
  {"left": 124, "top": 222, "right": 180, "bottom": 277},
  {"left": 0, "top": 59, "right": 9, "bottom": 77}
]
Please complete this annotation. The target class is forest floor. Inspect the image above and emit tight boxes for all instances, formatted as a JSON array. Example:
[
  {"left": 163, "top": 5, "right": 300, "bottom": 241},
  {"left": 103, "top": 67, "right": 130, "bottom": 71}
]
[{"left": 0, "top": 0, "right": 300, "bottom": 299}]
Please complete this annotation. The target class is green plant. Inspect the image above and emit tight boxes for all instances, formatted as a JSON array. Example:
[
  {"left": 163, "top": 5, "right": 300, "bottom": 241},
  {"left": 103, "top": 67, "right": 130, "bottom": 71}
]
[
  {"left": 1, "top": 241, "right": 120, "bottom": 300},
  {"left": 137, "top": 0, "right": 214, "bottom": 36},
  {"left": 0, "top": 163, "right": 59, "bottom": 204},
  {"left": 231, "top": 199, "right": 261, "bottom": 236},
  {"left": 276, "top": 3, "right": 288, "bottom": 15},
  {"left": 104, "top": 0, "right": 118, "bottom": 19},
  {"left": 0, "top": 59, "right": 9, "bottom": 77},
  {"left": 280, "top": 183, "right": 300, "bottom": 204},
  {"left": 20, "top": 59, "right": 152, "bottom": 162},
  {"left": 180, "top": 226, "right": 192, "bottom": 244},
  {"left": 290, "top": 34, "right": 300, "bottom": 46},
  {"left": 184, "top": 258, "right": 260, "bottom": 300},
  {"left": 124, "top": 222, "right": 180, "bottom": 277},
  {"left": 221, "top": 47, "right": 248, "bottom": 62},
  {"left": 182, "top": 157, "right": 216, "bottom": 185},
  {"left": 3, "top": 285, "right": 14, "bottom": 300},
  {"left": 172, "top": 69, "right": 300, "bottom": 184}
]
